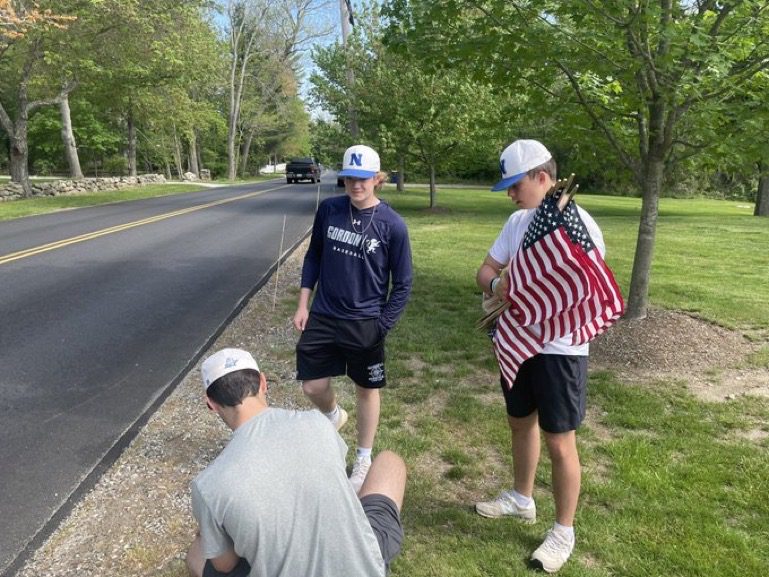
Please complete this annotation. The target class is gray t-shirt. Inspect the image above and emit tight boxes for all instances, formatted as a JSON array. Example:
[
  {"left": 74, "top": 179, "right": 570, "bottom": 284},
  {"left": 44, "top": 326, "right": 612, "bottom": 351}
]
[{"left": 191, "top": 408, "right": 385, "bottom": 577}]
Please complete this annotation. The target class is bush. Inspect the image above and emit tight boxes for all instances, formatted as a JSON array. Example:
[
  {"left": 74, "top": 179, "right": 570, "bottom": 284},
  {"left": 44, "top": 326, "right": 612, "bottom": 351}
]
[
  {"left": 32, "top": 159, "right": 58, "bottom": 176},
  {"left": 102, "top": 155, "right": 128, "bottom": 176}
]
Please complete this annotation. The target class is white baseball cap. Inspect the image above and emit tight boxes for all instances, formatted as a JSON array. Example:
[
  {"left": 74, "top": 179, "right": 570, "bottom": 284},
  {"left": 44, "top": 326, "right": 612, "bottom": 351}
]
[
  {"left": 491, "top": 139, "right": 552, "bottom": 191},
  {"left": 201, "top": 348, "right": 260, "bottom": 390},
  {"left": 338, "top": 144, "right": 380, "bottom": 179}
]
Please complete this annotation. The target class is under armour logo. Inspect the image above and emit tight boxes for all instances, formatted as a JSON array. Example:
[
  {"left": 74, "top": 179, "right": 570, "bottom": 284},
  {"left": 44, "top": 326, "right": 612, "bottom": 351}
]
[
  {"left": 224, "top": 357, "right": 239, "bottom": 369},
  {"left": 499, "top": 158, "right": 506, "bottom": 175},
  {"left": 352, "top": 218, "right": 361, "bottom": 226},
  {"left": 350, "top": 153, "right": 363, "bottom": 166}
]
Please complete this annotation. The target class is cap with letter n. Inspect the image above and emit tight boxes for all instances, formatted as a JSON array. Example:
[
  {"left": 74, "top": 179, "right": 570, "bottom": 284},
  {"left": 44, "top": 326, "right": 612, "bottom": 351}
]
[
  {"left": 491, "top": 139, "right": 552, "bottom": 191},
  {"left": 338, "top": 144, "right": 380, "bottom": 179},
  {"left": 201, "top": 348, "right": 259, "bottom": 390}
]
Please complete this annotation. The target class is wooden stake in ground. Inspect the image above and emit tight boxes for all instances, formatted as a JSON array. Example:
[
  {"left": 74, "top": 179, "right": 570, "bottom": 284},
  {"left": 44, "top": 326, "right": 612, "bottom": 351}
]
[{"left": 273, "top": 215, "right": 287, "bottom": 311}]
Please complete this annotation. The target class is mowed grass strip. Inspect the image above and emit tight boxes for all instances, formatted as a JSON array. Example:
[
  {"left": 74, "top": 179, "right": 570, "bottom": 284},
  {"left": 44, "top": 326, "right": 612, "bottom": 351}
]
[
  {"left": 0, "top": 184, "right": 208, "bottom": 221},
  {"left": 356, "top": 186, "right": 769, "bottom": 577}
]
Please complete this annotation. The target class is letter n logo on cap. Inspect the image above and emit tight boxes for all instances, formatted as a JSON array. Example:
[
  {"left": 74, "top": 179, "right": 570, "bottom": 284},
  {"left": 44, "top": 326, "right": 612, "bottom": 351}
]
[
  {"left": 350, "top": 153, "right": 363, "bottom": 167},
  {"left": 499, "top": 158, "right": 506, "bottom": 176}
]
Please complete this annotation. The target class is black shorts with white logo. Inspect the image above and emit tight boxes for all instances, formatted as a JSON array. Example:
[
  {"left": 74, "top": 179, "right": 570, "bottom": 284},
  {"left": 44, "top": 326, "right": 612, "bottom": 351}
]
[
  {"left": 296, "top": 313, "right": 386, "bottom": 388},
  {"left": 501, "top": 354, "right": 588, "bottom": 433}
]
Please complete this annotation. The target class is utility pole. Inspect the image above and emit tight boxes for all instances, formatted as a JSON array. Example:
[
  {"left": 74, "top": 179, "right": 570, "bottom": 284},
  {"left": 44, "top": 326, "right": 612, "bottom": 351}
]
[{"left": 339, "top": 0, "right": 359, "bottom": 137}]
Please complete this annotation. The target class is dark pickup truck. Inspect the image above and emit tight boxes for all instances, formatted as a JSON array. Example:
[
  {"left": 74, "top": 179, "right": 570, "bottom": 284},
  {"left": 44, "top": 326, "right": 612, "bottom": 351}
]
[{"left": 286, "top": 157, "right": 320, "bottom": 184}]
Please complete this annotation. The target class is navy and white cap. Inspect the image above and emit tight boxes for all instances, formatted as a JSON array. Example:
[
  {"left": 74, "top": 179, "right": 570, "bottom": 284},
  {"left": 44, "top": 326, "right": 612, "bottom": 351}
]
[
  {"left": 491, "top": 139, "right": 552, "bottom": 191},
  {"left": 201, "top": 348, "right": 259, "bottom": 390},
  {"left": 338, "top": 144, "right": 380, "bottom": 179}
]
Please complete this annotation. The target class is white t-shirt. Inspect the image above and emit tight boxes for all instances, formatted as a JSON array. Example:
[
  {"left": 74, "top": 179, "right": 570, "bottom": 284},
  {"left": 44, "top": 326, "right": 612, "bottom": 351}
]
[{"left": 488, "top": 205, "right": 605, "bottom": 356}]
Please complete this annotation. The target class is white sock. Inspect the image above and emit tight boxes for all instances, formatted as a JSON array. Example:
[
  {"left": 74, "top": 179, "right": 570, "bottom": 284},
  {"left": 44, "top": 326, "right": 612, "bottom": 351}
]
[
  {"left": 356, "top": 447, "right": 372, "bottom": 461},
  {"left": 553, "top": 522, "right": 575, "bottom": 541},
  {"left": 324, "top": 406, "right": 339, "bottom": 424},
  {"left": 511, "top": 490, "right": 533, "bottom": 508}
]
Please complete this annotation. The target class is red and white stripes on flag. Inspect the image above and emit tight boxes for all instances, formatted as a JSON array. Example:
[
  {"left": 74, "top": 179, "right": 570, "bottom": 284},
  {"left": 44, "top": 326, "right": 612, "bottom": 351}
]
[{"left": 493, "top": 198, "right": 624, "bottom": 390}]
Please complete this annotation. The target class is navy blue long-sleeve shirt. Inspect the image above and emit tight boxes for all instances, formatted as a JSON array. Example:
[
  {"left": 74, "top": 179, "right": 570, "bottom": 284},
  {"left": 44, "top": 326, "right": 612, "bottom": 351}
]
[{"left": 301, "top": 196, "right": 413, "bottom": 333}]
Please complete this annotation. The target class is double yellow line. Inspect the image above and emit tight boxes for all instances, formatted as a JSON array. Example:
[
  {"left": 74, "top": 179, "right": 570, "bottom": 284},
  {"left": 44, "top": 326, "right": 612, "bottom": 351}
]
[{"left": 0, "top": 185, "right": 284, "bottom": 266}]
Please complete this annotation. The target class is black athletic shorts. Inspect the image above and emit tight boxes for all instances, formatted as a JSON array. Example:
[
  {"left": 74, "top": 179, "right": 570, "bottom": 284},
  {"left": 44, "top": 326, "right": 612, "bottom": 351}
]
[
  {"left": 361, "top": 494, "right": 404, "bottom": 572},
  {"left": 296, "top": 313, "right": 386, "bottom": 388},
  {"left": 501, "top": 354, "right": 588, "bottom": 433},
  {"left": 203, "top": 557, "right": 250, "bottom": 577}
]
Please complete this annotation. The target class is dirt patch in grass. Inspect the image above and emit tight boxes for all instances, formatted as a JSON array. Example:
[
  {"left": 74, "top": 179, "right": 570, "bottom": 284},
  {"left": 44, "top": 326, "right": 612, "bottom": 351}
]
[{"left": 590, "top": 307, "right": 769, "bottom": 403}]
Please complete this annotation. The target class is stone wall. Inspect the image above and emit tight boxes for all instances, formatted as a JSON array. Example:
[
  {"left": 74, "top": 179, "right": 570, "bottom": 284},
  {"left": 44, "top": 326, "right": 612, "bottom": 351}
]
[{"left": 0, "top": 174, "right": 167, "bottom": 202}]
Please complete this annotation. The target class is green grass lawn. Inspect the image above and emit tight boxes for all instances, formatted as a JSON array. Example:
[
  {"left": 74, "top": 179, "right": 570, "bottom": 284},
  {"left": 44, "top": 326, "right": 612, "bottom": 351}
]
[
  {"left": 0, "top": 183, "right": 209, "bottom": 221},
  {"left": 347, "top": 186, "right": 769, "bottom": 577}
]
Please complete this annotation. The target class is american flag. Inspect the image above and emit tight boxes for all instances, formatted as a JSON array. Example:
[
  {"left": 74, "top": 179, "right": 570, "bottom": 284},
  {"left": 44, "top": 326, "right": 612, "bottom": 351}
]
[{"left": 493, "top": 193, "right": 624, "bottom": 390}]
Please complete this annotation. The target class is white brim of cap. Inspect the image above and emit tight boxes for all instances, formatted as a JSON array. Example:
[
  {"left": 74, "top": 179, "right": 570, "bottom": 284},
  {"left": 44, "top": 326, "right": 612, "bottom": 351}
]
[
  {"left": 338, "top": 168, "right": 377, "bottom": 178},
  {"left": 491, "top": 172, "right": 526, "bottom": 191}
]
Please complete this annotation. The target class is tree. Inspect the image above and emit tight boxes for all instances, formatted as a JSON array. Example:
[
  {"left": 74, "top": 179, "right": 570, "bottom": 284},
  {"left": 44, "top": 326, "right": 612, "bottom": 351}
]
[
  {"left": 384, "top": 0, "right": 769, "bottom": 318},
  {"left": 220, "top": 0, "right": 331, "bottom": 180},
  {"left": 0, "top": 1, "right": 76, "bottom": 195},
  {"left": 311, "top": 4, "right": 501, "bottom": 206}
]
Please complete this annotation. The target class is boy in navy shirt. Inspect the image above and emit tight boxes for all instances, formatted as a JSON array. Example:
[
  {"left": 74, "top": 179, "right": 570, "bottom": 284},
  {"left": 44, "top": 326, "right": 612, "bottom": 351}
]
[{"left": 293, "top": 144, "right": 412, "bottom": 493}]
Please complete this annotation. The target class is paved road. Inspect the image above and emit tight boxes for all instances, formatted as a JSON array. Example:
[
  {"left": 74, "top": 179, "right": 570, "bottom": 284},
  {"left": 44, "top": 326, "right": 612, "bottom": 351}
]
[{"left": 0, "top": 176, "right": 338, "bottom": 576}]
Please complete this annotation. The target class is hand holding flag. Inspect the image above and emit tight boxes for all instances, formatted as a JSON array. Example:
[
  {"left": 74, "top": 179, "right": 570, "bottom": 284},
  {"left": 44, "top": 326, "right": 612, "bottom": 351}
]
[{"left": 480, "top": 175, "right": 625, "bottom": 389}]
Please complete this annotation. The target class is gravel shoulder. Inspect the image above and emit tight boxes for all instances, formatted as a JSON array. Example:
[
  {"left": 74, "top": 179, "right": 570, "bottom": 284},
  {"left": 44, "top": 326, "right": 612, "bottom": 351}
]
[
  {"left": 17, "top": 241, "right": 314, "bottom": 577},
  {"left": 15, "top": 240, "right": 768, "bottom": 577}
]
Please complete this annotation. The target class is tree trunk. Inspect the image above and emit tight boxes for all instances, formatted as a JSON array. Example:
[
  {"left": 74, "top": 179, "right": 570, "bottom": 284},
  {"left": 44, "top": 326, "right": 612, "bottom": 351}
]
[
  {"left": 172, "top": 125, "right": 183, "bottom": 178},
  {"left": 240, "top": 129, "right": 255, "bottom": 177},
  {"left": 196, "top": 129, "right": 203, "bottom": 174},
  {"left": 59, "top": 95, "right": 83, "bottom": 179},
  {"left": 397, "top": 154, "right": 405, "bottom": 192},
  {"left": 755, "top": 161, "right": 769, "bottom": 217},
  {"left": 227, "top": 86, "right": 241, "bottom": 180},
  {"left": 188, "top": 131, "right": 199, "bottom": 177},
  {"left": 127, "top": 107, "right": 137, "bottom": 176},
  {"left": 164, "top": 162, "right": 172, "bottom": 180},
  {"left": 625, "top": 156, "right": 663, "bottom": 320},
  {"left": 9, "top": 128, "right": 33, "bottom": 197},
  {"left": 429, "top": 164, "right": 436, "bottom": 208}
]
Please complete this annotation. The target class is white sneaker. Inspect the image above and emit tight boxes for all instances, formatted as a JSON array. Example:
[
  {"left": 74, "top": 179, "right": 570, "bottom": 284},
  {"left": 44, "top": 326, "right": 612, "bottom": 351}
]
[
  {"left": 475, "top": 490, "right": 536, "bottom": 523},
  {"left": 530, "top": 529, "right": 575, "bottom": 573},
  {"left": 334, "top": 408, "right": 348, "bottom": 431},
  {"left": 349, "top": 456, "right": 371, "bottom": 494}
]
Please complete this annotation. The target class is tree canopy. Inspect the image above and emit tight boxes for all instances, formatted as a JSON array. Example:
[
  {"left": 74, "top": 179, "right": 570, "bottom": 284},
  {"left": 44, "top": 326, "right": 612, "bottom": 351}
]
[{"left": 381, "top": 0, "right": 769, "bottom": 317}]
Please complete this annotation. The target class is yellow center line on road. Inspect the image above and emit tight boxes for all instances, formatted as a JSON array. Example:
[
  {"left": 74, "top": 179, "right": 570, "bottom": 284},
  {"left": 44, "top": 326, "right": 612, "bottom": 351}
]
[{"left": 0, "top": 185, "right": 287, "bottom": 266}]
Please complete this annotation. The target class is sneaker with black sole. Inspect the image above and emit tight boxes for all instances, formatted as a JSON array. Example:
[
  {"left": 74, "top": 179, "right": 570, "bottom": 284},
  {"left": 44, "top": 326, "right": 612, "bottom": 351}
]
[
  {"left": 530, "top": 528, "right": 575, "bottom": 573},
  {"left": 475, "top": 490, "right": 536, "bottom": 523}
]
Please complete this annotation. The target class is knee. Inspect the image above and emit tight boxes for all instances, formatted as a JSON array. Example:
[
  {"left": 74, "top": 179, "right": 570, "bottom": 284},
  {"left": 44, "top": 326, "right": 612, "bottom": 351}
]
[
  {"left": 301, "top": 379, "right": 328, "bottom": 397},
  {"left": 375, "top": 450, "right": 406, "bottom": 473},
  {"left": 544, "top": 431, "right": 577, "bottom": 461},
  {"left": 356, "top": 386, "right": 379, "bottom": 400}
]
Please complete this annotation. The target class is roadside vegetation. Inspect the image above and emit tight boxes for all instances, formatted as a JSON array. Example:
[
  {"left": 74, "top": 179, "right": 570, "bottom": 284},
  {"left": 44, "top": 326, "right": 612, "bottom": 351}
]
[{"left": 0, "top": 184, "right": 208, "bottom": 221}]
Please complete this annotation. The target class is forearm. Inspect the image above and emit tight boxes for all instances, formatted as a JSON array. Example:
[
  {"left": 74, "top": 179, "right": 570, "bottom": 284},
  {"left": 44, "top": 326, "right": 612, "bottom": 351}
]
[
  {"left": 379, "top": 281, "right": 411, "bottom": 332},
  {"left": 477, "top": 256, "right": 504, "bottom": 294},
  {"left": 296, "top": 287, "right": 312, "bottom": 310}
]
